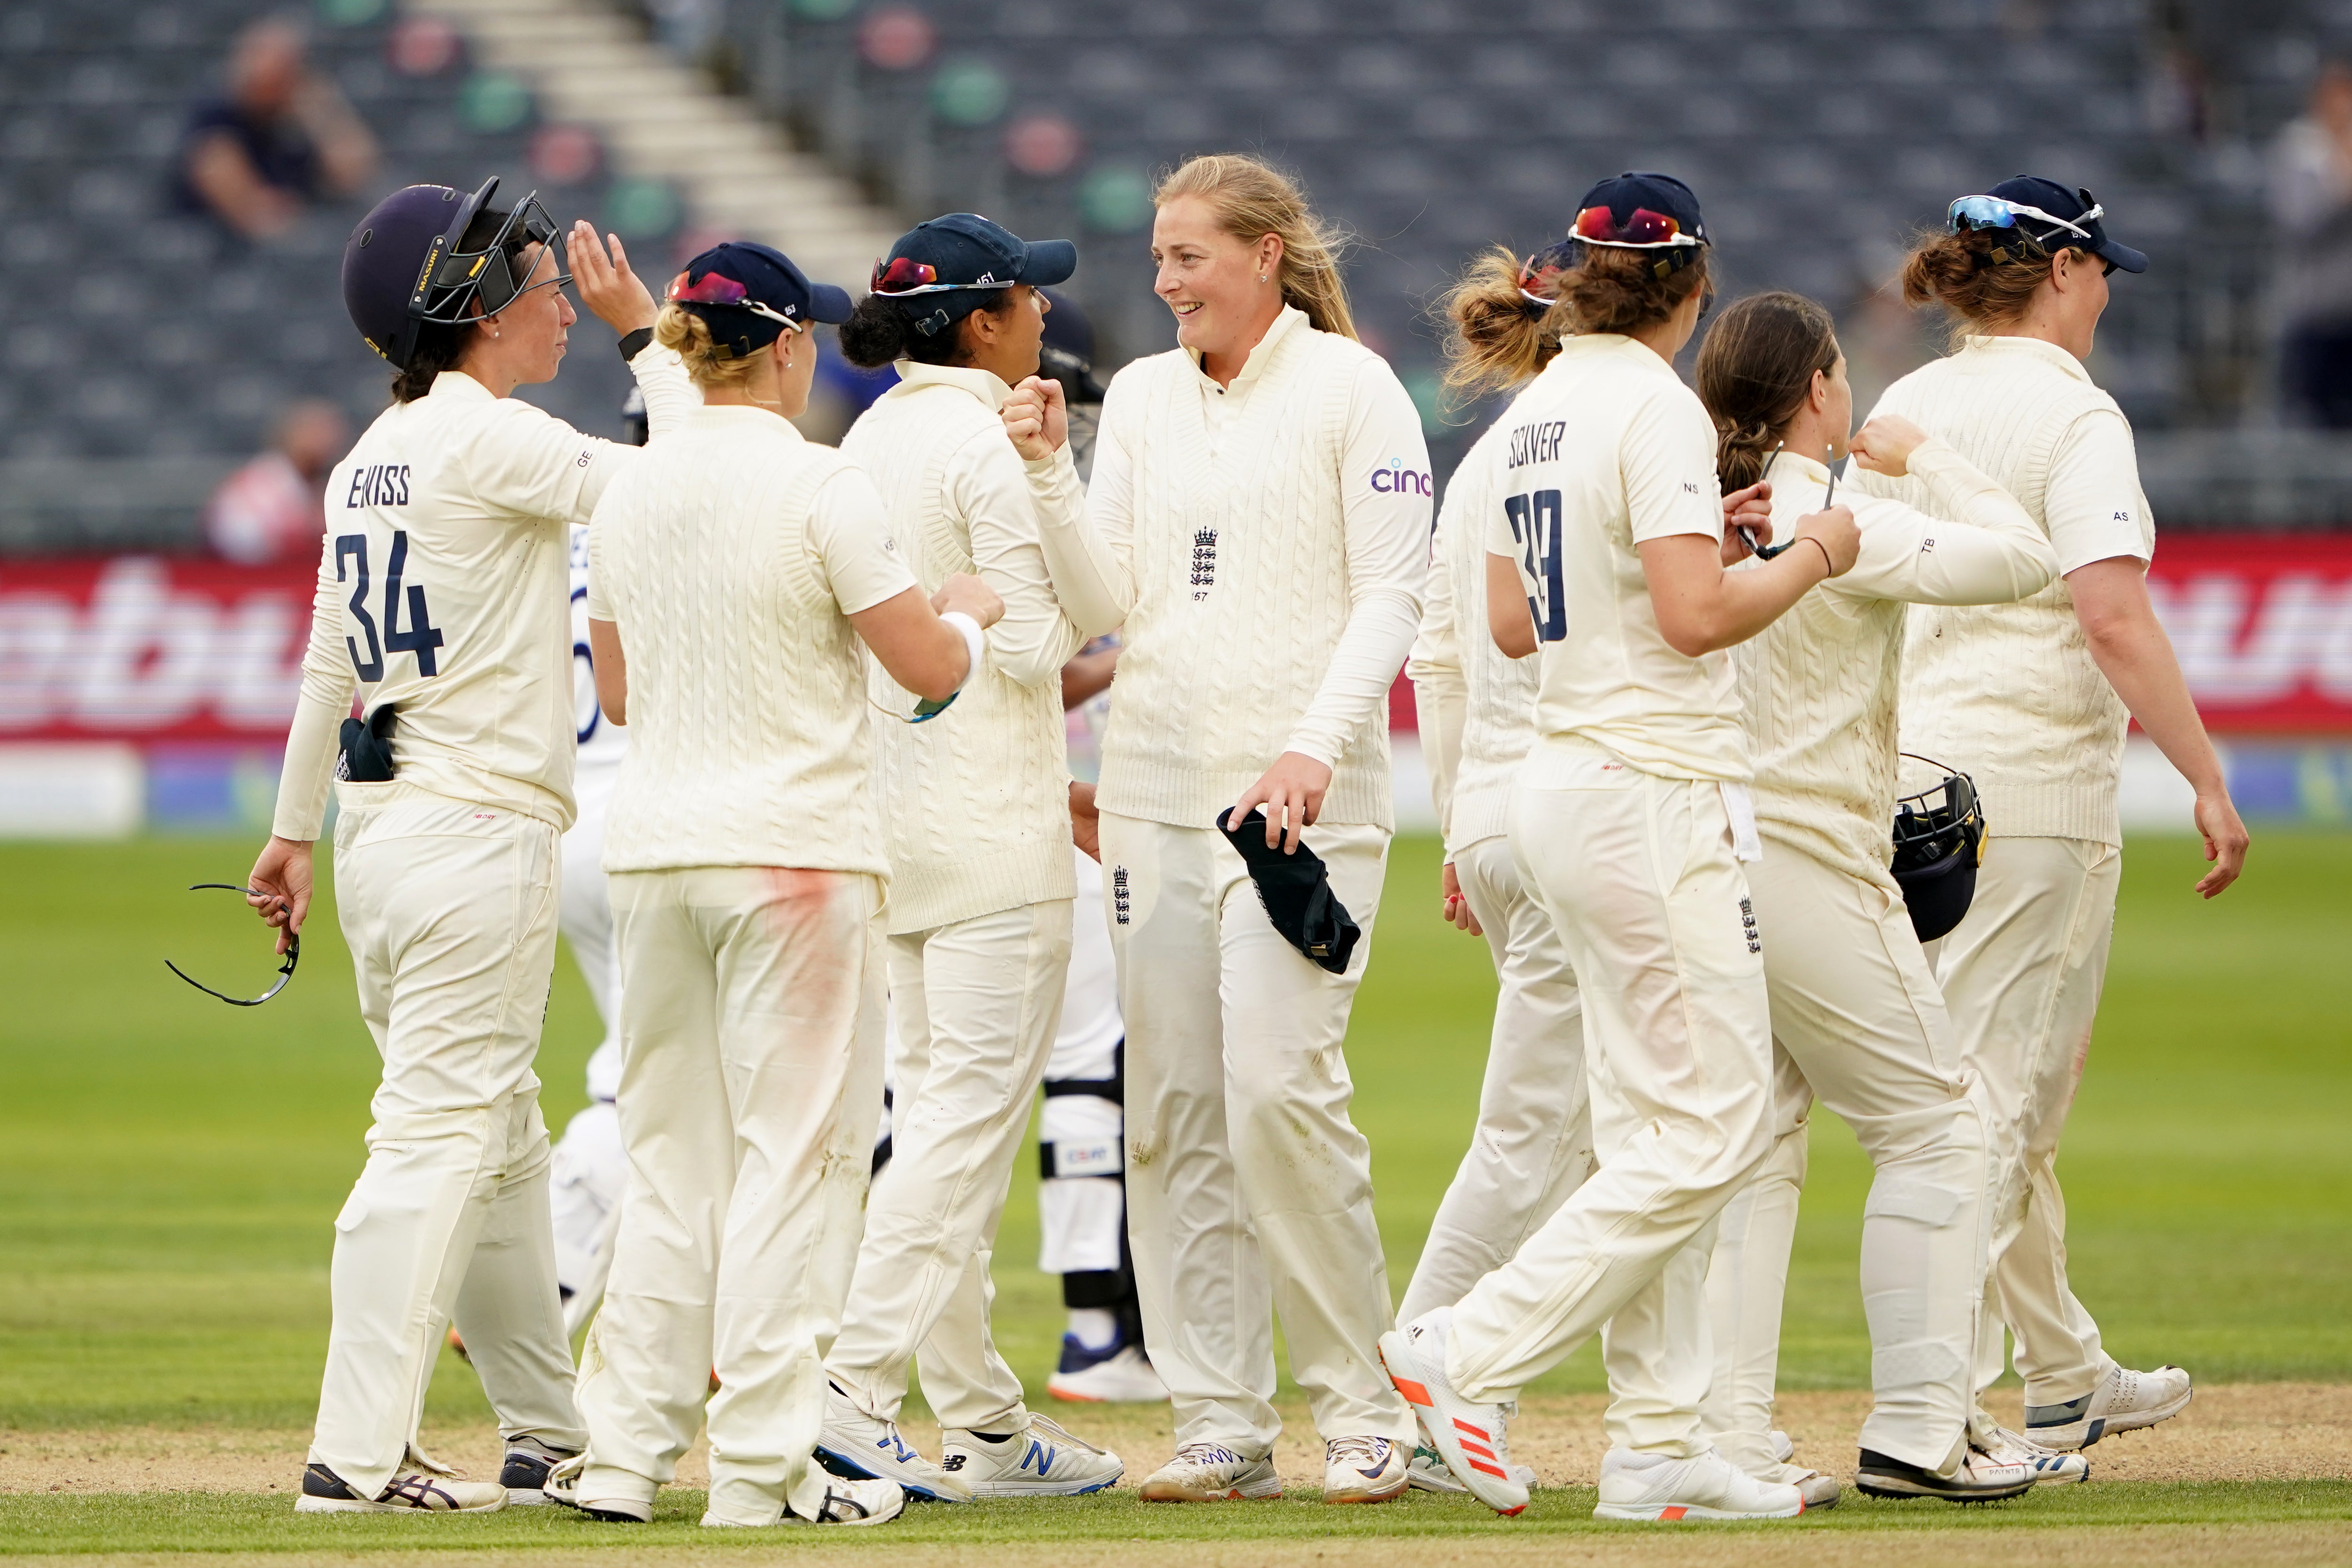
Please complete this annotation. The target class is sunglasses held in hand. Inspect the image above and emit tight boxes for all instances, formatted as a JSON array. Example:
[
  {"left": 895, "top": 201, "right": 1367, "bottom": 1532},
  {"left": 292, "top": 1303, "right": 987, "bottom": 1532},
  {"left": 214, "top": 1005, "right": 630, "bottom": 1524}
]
[{"left": 166, "top": 882, "right": 300, "bottom": 1006}]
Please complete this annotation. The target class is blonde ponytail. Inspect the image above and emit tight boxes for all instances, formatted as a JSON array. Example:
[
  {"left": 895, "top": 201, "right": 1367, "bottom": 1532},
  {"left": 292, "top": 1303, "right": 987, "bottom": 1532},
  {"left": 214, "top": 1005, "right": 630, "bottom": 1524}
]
[
  {"left": 1153, "top": 153, "right": 1357, "bottom": 340},
  {"left": 654, "top": 302, "right": 765, "bottom": 390},
  {"left": 1440, "top": 245, "right": 1565, "bottom": 398}
]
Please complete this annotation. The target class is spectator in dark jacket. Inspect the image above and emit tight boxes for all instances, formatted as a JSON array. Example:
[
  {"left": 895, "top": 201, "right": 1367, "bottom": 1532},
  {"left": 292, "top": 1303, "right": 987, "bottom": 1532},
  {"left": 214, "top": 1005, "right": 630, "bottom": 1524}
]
[{"left": 177, "top": 19, "right": 378, "bottom": 241}]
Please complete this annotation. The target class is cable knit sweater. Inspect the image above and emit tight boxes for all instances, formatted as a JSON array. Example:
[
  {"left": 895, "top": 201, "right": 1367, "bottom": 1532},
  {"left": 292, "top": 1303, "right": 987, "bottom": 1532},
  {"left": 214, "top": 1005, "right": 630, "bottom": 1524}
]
[
  {"left": 585, "top": 406, "right": 915, "bottom": 876},
  {"left": 1407, "top": 419, "right": 1535, "bottom": 856},
  {"left": 840, "top": 362, "right": 1086, "bottom": 934},
  {"left": 1853, "top": 336, "right": 2155, "bottom": 845},
  {"left": 1733, "top": 443, "right": 2056, "bottom": 887},
  {"left": 1022, "top": 306, "right": 1431, "bottom": 831}
]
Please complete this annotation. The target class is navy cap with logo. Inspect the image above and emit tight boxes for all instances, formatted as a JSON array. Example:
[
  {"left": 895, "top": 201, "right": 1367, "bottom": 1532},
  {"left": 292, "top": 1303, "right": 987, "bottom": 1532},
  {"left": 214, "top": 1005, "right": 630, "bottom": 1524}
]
[
  {"left": 667, "top": 240, "right": 854, "bottom": 361},
  {"left": 1521, "top": 171, "right": 1710, "bottom": 292},
  {"left": 870, "top": 213, "right": 1077, "bottom": 339},
  {"left": 1950, "top": 176, "right": 2147, "bottom": 275}
]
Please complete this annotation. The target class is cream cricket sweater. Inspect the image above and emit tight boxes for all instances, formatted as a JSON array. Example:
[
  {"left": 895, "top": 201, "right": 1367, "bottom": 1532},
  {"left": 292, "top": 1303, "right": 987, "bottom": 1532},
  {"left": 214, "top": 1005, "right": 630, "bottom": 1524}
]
[
  {"left": 585, "top": 406, "right": 915, "bottom": 876},
  {"left": 1022, "top": 306, "right": 1431, "bottom": 831},
  {"left": 1853, "top": 336, "right": 2155, "bottom": 845},
  {"left": 1407, "top": 418, "right": 1534, "bottom": 855},
  {"left": 1734, "top": 443, "right": 2057, "bottom": 887},
  {"left": 840, "top": 361, "right": 1087, "bottom": 935}
]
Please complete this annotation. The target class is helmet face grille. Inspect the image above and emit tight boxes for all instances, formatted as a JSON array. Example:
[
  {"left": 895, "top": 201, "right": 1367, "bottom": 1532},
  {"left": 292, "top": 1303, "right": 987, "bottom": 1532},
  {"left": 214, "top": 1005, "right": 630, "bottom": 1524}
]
[{"left": 1891, "top": 769, "right": 1984, "bottom": 877}]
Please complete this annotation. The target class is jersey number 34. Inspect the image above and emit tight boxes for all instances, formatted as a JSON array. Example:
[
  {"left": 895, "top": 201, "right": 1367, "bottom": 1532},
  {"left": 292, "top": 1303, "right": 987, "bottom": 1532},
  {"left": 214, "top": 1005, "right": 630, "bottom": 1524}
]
[
  {"left": 336, "top": 531, "right": 444, "bottom": 681},
  {"left": 1504, "top": 489, "right": 1566, "bottom": 644}
]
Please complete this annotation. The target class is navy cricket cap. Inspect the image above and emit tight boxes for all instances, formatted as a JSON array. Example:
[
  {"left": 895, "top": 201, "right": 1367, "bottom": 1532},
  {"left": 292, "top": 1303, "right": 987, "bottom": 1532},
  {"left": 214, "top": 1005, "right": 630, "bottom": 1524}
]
[
  {"left": 1524, "top": 172, "right": 1709, "bottom": 285},
  {"left": 870, "top": 213, "right": 1076, "bottom": 338},
  {"left": 666, "top": 240, "right": 853, "bottom": 361},
  {"left": 1962, "top": 176, "right": 2147, "bottom": 275}
]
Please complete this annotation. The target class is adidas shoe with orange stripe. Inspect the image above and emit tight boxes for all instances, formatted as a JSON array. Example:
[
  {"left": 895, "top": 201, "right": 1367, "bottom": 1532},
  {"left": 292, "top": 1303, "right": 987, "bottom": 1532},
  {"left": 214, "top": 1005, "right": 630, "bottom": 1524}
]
[{"left": 1376, "top": 1309, "right": 1527, "bottom": 1516}]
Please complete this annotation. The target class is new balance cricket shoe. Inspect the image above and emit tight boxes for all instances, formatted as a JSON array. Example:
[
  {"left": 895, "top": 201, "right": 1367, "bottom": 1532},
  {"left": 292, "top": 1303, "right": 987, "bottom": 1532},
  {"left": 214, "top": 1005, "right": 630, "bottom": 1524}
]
[
  {"left": 941, "top": 1413, "right": 1124, "bottom": 1497},
  {"left": 1980, "top": 1425, "right": 2092, "bottom": 1485},
  {"left": 498, "top": 1436, "right": 578, "bottom": 1506},
  {"left": 1136, "top": 1441, "right": 1283, "bottom": 1502},
  {"left": 2026, "top": 1359, "right": 2193, "bottom": 1451},
  {"left": 1047, "top": 1336, "right": 1171, "bottom": 1404},
  {"left": 1378, "top": 1309, "right": 1526, "bottom": 1516},
  {"left": 815, "top": 1382, "right": 971, "bottom": 1502},
  {"left": 295, "top": 1448, "right": 506, "bottom": 1514},
  {"left": 1322, "top": 1436, "right": 1410, "bottom": 1504},
  {"left": 1593, "top": 1447, "right": 1807, "bottom": 1521},
  {"left": 542, "top": 1454, "right": 654, "bottom": 1523},
  {"left": 1854, "top": 1444, "right": 2034, "bottom": 1503}
]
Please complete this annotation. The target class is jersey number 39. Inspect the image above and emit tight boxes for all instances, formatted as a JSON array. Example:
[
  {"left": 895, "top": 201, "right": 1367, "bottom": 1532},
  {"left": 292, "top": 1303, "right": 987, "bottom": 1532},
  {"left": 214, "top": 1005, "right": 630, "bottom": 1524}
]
[
  {"left": 1504, "top": 489, "right": 1566, "bottom": 644},
  {"left": 336, "top": 531, "right": 445, "bottom": 681}
]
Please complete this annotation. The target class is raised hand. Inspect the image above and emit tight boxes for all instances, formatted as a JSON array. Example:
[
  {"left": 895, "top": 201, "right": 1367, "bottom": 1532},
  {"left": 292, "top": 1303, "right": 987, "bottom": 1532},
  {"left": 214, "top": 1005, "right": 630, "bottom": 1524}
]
[
  {"left": 566, "top": 220, "right": 658, "bottom": 337},
  {"left": 1793, "top": 504, "right": 1861, "bottom": 577},
  {"left": 1002, "top": 375, "right": 1069, "bottom": 460},
  {"left": 1848, "top": 415, "right": 1930, "bottom": 477}
]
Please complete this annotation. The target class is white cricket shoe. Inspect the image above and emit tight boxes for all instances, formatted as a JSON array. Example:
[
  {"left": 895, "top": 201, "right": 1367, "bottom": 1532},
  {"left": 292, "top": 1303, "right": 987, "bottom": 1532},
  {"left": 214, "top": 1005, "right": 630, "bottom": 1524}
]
[
  {"left": 1854, "top": 1443, "right": 2034, "bottom": 1502},
  {"left": 1377, "top": 1309, "right": 1526, "bottom": 1516},
  {"left": 1981, "top": 1424, "right": 2092, "bottom": 1484},
  {"left": 698, "top": 1476, "right": 907, "bottom": 1528},
  {"left": 2026, "top": 1358, "right": 2192, "bottom": 1451},
  {"left": 1406, "top": 1441, "right": 1536, "bottom": 1494},
  {"left": 941, "top": 1413, "right": 1124, "bottom": 1497},
  {"left": 1593, "top": 1447, "right": 1807, "bottom": 1521},
  {"left": 1759, "top": 1460, "right": 1840, "bottom": 1509},
  {"left": 1047, "top": 1342, "right": 1170, "bottom": 1404},
  {"left": 815, "top": 1382, "right": 971, "bottom": 1503},
  {"left": 1136, "top": 1441, "right": 1282, "bottom": 1503},
  {"left": 543, "top": 1453, "right": 654, "bottom": 1523},
  {"left": 296, "top": 1447, "right": 507, "bottom": 1515},
  {"left": 1322, "top": 1436, "right": 1409, "bottom": 1505},
  {"left": 1769, "top": 1429, "right": 1794, "bottom": 1464}
]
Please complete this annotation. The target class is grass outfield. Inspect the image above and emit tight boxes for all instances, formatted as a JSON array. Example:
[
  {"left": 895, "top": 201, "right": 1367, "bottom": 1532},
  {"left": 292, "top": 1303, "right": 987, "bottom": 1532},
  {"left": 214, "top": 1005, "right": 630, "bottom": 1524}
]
[{"left": 0, "top": 830, "right": 2348, "bottom": 1560}]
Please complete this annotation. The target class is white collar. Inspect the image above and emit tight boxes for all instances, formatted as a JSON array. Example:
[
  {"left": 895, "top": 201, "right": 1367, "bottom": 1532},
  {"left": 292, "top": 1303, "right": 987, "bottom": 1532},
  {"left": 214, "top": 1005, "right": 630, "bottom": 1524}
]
[{"left": 892, "top": 359, "right": 1015, "bottom": 409}]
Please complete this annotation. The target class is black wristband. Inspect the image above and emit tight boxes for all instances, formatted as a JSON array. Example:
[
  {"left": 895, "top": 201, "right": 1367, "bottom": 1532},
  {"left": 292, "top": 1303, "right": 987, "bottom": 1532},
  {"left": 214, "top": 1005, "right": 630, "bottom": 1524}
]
[{"left": 617, "top": 327, "right": 653, "bottom": 362}]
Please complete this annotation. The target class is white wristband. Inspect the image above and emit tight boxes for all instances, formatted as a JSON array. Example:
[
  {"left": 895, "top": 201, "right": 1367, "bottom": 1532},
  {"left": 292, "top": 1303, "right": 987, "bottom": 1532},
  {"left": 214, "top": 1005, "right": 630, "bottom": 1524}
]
[{"left": 940, "top": 611, "right": 986, "bottom": 693}]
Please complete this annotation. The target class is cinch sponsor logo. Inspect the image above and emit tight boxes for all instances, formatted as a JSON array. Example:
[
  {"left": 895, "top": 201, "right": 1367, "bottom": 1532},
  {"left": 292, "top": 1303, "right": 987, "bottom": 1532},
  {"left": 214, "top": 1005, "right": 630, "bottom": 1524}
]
[{"left": 1371, "top": 457, "right": 1432, "bottom": 496}]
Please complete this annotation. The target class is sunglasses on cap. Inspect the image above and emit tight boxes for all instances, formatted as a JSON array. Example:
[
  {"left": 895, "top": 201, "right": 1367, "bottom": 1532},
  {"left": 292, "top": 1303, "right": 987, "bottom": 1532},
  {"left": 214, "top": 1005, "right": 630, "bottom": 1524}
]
[
  {"left": 667, "top": 269, "right": 804, "bottom": 332},
  {"left": 1948, "top": 193, "right": 2117, "bottom": 274},
  {"left": 1515, "top": 240, "right": 1713, "bottom": 316},
  {"left": 1572, "top": 205, "right": 1701, "bottom": 248},
  {"left": 870, "top": 256, "right": 1009, "bottom": 296}
]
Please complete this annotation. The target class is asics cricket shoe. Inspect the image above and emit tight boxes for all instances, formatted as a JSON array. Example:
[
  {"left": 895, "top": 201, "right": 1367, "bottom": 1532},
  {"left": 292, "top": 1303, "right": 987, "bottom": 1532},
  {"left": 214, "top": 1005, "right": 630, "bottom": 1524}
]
[
  {"left": 542, "top": 1453, "right": 653, "bottom": 1523},
  {"left": 498, "top": 1436, "right": 578, "bottom": 1506},
  {"left": 1322, "top": 1435, "right": 1409, "bottom": 1504},
  {"left": 1377, "top": 1309, "right": 1526, "bottom": 1516},
  {"left": 2026, "top": 1359, "right": 2192, "bottom": 1451},
  {"left": 1047, "top": 1337, "right": 1170, "bottom": 1404},
  {"left": 295, "top": 1447, "right": 506, "bottom": 1514},
  {"left": 1593, "top": 1447, "right": 1806, "bottom": 1521},
  {"left": 698, "top": 1477, "right": 907, "bottom": 1528},
  {"left": 1136, "top": 1441, "right": 1282, "bottom": 1502},
  {"left": 942, "top": 1413, "right": 1124, "bottom": 1497},
  {"left": 1980, "top": 1425, "right": 2091, "bottom": 1485},
  {"left": 1854, "top": 1443, "right": 2033, "bottom": 1503},
  {"left": 815, "top": 1382, "right": 971, "bottom": 1502}
]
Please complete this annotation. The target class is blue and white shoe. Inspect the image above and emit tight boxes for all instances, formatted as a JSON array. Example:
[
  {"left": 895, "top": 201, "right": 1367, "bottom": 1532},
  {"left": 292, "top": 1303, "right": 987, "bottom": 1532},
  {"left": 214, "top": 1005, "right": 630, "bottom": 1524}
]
[
  {"left": 1981, "top": 1425, "right": 2092, "bottom": 1485},
  {"left": 815, "top": 1382, "right": 971, "bottom": 1502},
  {"left": 942, "top": 1413, "right": 1124, "bottom": 1497},
  {"left": 1046, "top": 1332, "right": 1169, "bottom": 1404},
  {"left": 2026, "top": 1359, "right": 2192, "bottom": 1452}
]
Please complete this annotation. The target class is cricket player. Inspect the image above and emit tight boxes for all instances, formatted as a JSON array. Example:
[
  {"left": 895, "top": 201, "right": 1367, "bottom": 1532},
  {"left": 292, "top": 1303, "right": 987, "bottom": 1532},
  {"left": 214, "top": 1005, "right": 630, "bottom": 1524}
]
[
  {"left": 815, "top": 214, "right": 1123, "bottom": 1501},
  {"left": 563, "top": 240, "right": 1001, "bottom": 1529},
  {"left": 1865, "top": 178, "right": 2246, "bottom": 1452},
  {"left": 1007, "top": 153, "right": 1430, "bottom": 1506},
  {"left": 1376, "top": 172, "right": 1856, "bottom": 1523},
  {"left": 246, "top": 180, "right": 690, "bottom": 1514}
]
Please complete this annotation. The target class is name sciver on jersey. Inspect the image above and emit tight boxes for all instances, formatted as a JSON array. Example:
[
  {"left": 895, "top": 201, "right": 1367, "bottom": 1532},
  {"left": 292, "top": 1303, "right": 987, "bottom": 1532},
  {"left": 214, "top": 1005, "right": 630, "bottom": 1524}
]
[
  {"left": 345, "top": 463, "right": 413, "bottom": 509},
  {"left": 1506, "top": 420, "right": 1567, "bottom": 470}
]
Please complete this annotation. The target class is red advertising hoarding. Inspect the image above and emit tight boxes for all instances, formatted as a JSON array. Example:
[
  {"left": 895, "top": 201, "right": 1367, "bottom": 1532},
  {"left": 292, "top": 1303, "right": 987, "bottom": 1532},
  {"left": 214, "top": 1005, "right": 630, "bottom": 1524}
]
[{"left": 5, "top": 540, "right": 2352, "bottom": 743}]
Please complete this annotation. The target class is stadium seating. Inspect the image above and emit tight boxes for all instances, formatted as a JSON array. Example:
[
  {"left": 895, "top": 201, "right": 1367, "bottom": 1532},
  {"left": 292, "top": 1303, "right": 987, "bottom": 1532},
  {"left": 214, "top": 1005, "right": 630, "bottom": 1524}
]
[{"left": 0, "top": 0, "right": 645, "bottom": 550}]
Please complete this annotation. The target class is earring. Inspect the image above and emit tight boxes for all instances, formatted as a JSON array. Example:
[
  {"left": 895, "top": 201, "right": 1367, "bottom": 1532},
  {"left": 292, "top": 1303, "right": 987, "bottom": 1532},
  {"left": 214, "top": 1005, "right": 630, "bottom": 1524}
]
[{"left": 1259, "top": 274, "right": 1268, "bottom": 283}]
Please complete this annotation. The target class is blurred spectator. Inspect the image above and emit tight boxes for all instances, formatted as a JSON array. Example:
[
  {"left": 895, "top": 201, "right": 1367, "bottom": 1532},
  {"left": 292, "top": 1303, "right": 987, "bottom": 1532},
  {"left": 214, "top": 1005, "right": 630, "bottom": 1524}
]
[
  {"left": 175, "top": 19, "right": 379, "bottom": 241},
  {"left": 204, "top": 400, "right": 349, "bottom": 565},
  {"left": 2271, "top": 57, "right": 2352, "bottom": 428}
]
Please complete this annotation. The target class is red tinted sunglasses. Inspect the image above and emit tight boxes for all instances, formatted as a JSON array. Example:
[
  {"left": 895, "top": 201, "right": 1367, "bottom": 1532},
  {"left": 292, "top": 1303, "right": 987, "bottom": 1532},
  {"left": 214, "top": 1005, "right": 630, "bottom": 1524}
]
[
  {"left": 1572, "top": 205, "right": 1693, "bottom": 247},
  {"left": 667, "top": 269, "right": 801, "bottom": 330}
]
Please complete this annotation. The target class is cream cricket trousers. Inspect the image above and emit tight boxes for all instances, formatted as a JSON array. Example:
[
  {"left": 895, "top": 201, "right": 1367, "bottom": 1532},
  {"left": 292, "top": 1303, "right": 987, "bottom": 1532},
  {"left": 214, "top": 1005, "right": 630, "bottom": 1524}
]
[
  {"left": 1700, "top": 843, "right": 1994, "bottom": 1473},
  {"left": 311, "top": 783, "right": 581, "bottom": 1500},
  {"left": 1398, "top": 831, "right": 1593, "bottom": 1323},
  {"left": 827, "top": 897, "right": 1074, "bottom": 1432},
  {"left": 1445, "top": 746, "right": 1772, "bottom": 1457},
  {"left": 575, "top": 866, "right": 888, "bottom": 1526},
  {"left": 1103, "top": 811, "right": 1412, "bottom": 1453},
  {"left": 1932, "top": 836, "right": 2122, "bottom": 1410}
]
